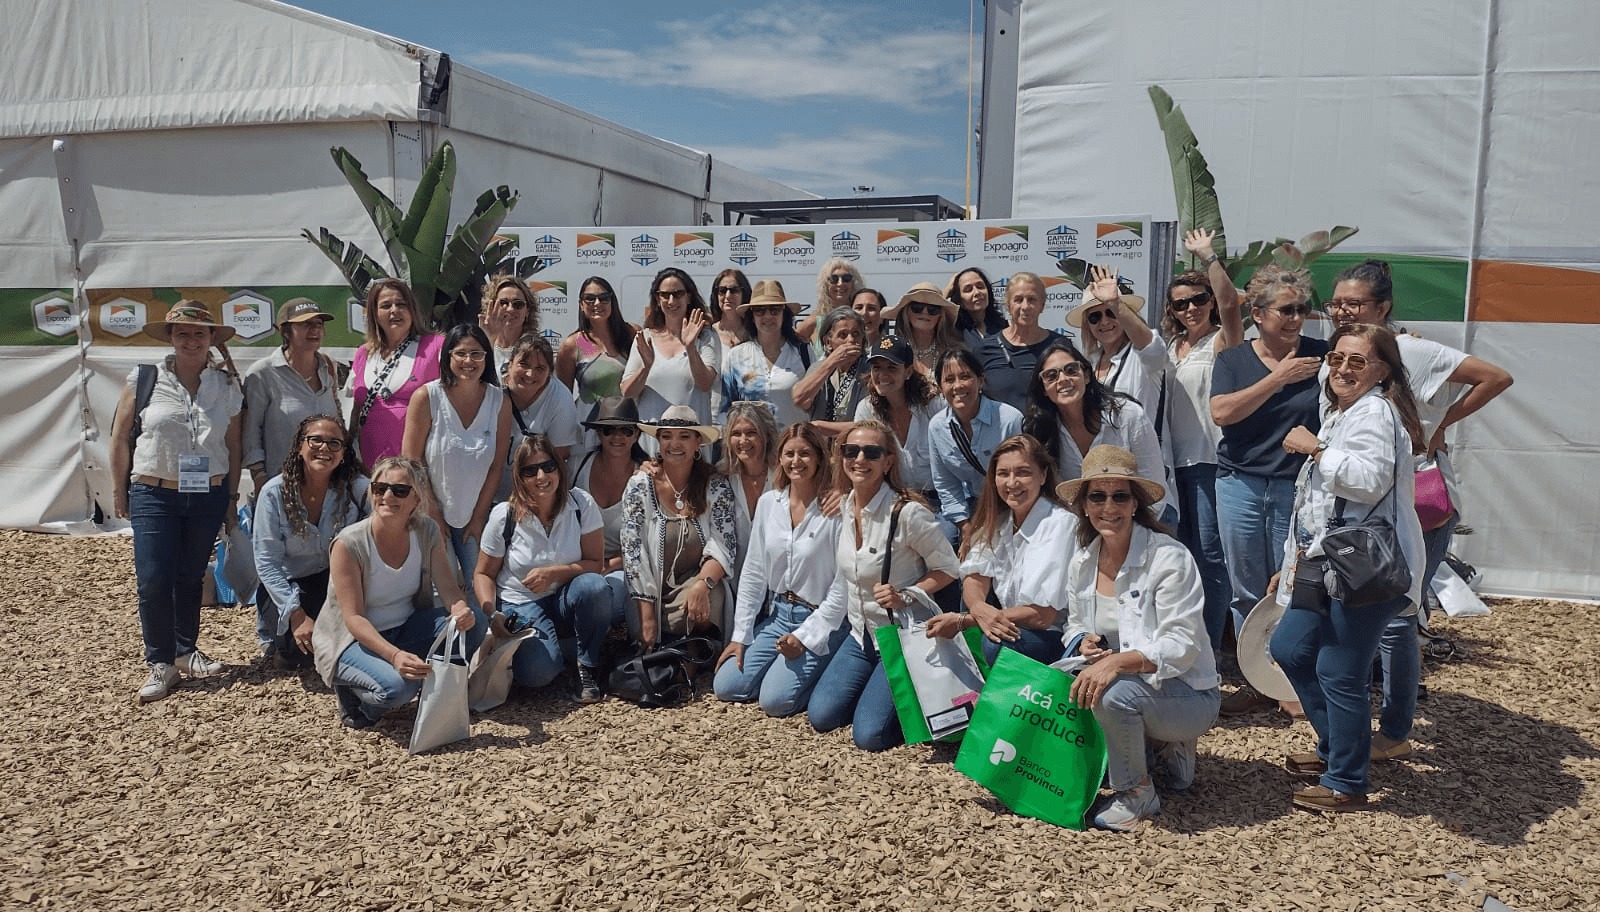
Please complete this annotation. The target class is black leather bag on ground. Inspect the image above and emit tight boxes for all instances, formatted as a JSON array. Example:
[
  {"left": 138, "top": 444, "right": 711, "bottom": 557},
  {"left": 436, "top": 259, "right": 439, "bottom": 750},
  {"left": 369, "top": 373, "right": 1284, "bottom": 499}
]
[{"left": 607, "top": 636, "right": 720, "bottom": 708}]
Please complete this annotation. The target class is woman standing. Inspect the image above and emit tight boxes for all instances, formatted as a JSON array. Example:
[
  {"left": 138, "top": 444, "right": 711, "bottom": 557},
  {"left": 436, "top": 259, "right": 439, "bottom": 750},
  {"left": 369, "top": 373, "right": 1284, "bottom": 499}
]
[
  {"left": 719, "top": 280, "right": 812, "bottom": 430},
  {"left": 709, "top": 268, "right": 753, "bottom": 351},
  {"left": 242, "top": 298, "right": 340, "bottom": 492},
  {"left": 925, "top": 434, "right": 1074, "bottom": 665},
  {"left": 853, "top": 337, "right": 942, "bottom": 513},
  {"left": 475, "top": 435, "right": 611, "bottom": 703},
  {"left": 621, "top": 405, "right": 739, "bottom": 646},
  {"left": 792, "top": 307, "right": 869, "bottom": 436},
  {"left": 555, "top": 275, "right": 636, "bottom": 415},
  {"left": 621, "top": 268, "right": 722, "bottom": 433},
  {"left": 1058, "top": 445, "right": 1220, "bottom": 831},
  {"left": 402, "top": 324, "right": 512, "bottom": 647},
  {"left": 314, "top": 456, "right": 475, "bottom": 729},
  {"left": 949, "top": 266, "right": 1008, "bottom": 351},
  {"left": 978, "top": 272, "right": 1063, "bottom": 406},
  {"left": 1272, "top": 323, "right": 1425, "bottom": 812},
  {"left": 478, "top": 275, "right": 539, "bottom": 374},
  {"left": 1069, "top": 265, "right": 1168, "bottom": 427},
  {"left": 571, "top": 397, "right": 649, "bottom": 632},
  {"left": 787, "top": 420, "right": 960, "bottom": 752},
  {"left": 498, "top": 335, "right": 580, "bottom": 501},
  {"left": 719, "top": 401, "right": 780, "bottom": 569},
  {"left": 714, "top": 422, "right": 844, "bottom": 716},
  {"left": 927, "top": 348, "right": 1023, "bottom": 533},
  {"left": 350, "top": 279, "right": 444, "bottom": 464},
  {"left": 110, "top": 301, "right": 244, "bottom": 702},
  {"left": 1162, "top": 229, "right": 1244, "bottom": 651},
  {"left": 851, "top": 288, "right": 888, "bottom": 350},
  {"left": 886, "top": 282, "right": 963, "bottom": 379},
  {"left": 253, "top": 415, "right": 369, "bottom": 668}
]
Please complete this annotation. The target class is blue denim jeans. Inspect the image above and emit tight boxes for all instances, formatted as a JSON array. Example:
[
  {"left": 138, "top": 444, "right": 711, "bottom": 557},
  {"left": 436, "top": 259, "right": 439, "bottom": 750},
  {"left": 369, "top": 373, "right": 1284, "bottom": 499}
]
[
  {"left": 130, "top": 482, "right": 230, "bottom": 665},
  {"left": 331, "top": 606, "right": 451, "bottom": 723},
  {"left": 1093, "top": 676, "right": 1221, "bottom": 791},
  {"left": 445, "top": 524, "right": 489, "bottom": 655},
  {"left": 978, "top": 626, "right": 1066, "bottom": 666},
  {"left": 500, "top": 573, "right": 612, "bottom": 687},
  {"left": 1373, "top": 510, "right": 1456, "bottom": 741},
  {"left": 1271, "top": 593, "right": 1410, "bottom": 795},
  {"left": 714, "top": 594, "right": 848, "bottom": 717},
  {"left": 1215, "top": 470, "right": 1297, "bottom": 640},
  {"left": 806, "top": 633, "right": 903, "bottom": 752},
  {"left": 1175, "top": 463, "right": 1232, "bottom": 651}
]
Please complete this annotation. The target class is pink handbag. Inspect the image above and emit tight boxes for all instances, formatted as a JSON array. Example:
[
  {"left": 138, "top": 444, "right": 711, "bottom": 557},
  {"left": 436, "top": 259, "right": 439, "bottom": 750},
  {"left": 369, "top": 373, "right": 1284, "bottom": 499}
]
[{"left": 1414, "top": 461, "right": 1455, "bottom": 531}]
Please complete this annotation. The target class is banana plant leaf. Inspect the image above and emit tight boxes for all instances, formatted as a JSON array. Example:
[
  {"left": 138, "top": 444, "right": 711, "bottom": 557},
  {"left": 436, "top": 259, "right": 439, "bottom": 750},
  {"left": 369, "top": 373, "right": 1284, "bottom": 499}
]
[
  {"left": 328, "top": 148, "right": 409, "bottom": 280},
  {"left": 299, "top": 227, "right": 389, "bottom": 302},
  {"left": 1148, "top": 85, "right": 1226, "bottom": 266},
  {"left": 436, "top": 185, "right": 520, "bottom": 300},
  {"left": 397, "top": 141, "right": 457, "bottom": 311}
]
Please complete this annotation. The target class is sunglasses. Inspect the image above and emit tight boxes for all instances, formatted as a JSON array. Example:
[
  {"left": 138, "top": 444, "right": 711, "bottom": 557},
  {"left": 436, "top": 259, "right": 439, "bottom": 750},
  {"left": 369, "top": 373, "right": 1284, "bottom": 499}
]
[
  {"left": 580, "top": 293, "right": 613, "bottom": 305},
  {"left": 1263, "top": 304, "right": 1312, "bottom": 319},
  {"left": 827, "top": 274, "right": 855, "bottom": 285},
  {"left": 906, "top": 302, "right": 943, "bottom": 316},
  {"left": 748, "top": 304, "right": 784, "bottom": 316},
  {"left": 598, "top": 425, "right": 637, "bottom": 437},
  {"left": 1040, "top": 363, "right": 1085, "bottom": 386},
  {"left": 1084, "top": 308, "right": 1117, "bottom": 326},
  {"left": 303, "top": 434, "right": 345, "bottom": 451},
  {"left": 656, "top": 289, "right": 688, "bottom": 300},
  {"left": 715, "top": 285, "right": 744, "bottom": 296},
  {"left": 840, "top": 443, "right": 887, "bottom": 461},
  {"left": 518, "top": 459, "right": 561, "bottom": 478},
  {"left": 1086, "top": 490, "right": 1135, "bottom": 505},
  {"left": 451, "top": 349, "right": 488, "bottom": 362},
  {"left": 498, "top": 299, "right": 529, "bottom": 311},
  {"left": 1324, "top": 351, "right": 1372, "bottom": 372},
  {"left": 370, "top": 481, "right": 414, "bottom": 499},
  {"left": 1169, "top": 292, "right": 1211, "bottom": 311}
]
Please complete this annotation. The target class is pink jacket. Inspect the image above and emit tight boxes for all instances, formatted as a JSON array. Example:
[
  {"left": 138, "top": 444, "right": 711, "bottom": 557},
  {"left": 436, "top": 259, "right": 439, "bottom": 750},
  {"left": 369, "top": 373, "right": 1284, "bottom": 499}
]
[{"left": 352, "top": 332, "right": 444, "bottom": 463}]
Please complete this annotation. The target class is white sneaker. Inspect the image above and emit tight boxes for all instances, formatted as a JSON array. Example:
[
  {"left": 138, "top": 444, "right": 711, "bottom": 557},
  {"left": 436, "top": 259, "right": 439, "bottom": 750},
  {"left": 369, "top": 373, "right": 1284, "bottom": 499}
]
[
  {"left": 174, "top": 649, "right": 223, "bottom": 679},
  {"left": 138, "top": 662, "right": 179, "bottom": 702},
  {"left": 1092, "top": 780, "right": 1161, "bottom": 831}
]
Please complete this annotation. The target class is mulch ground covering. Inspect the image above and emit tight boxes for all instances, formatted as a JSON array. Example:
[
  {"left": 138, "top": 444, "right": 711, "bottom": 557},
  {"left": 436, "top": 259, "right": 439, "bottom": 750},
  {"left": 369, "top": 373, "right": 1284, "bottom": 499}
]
[{"left": 1, "top": 530, "right": 1595, "bottom": 911}]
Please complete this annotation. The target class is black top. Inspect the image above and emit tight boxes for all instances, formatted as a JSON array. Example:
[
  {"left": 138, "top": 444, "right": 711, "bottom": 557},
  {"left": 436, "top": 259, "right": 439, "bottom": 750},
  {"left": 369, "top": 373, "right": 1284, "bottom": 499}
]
[
  {"left": 978, "top": 330, "right": 1063, "bottom": 407},
  {"left": 1211, "top": 335, "right": 1330, "bottom": 478}
]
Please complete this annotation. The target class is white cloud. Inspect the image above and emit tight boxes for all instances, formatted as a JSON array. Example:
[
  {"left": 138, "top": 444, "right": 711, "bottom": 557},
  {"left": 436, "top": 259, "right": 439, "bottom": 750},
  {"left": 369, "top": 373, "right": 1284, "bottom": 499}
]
[
  {"left": 470, "top": 4, "right": 969, "bottom": 109},
  {"left": 700, "top": 127, "right": 952, "bottom": 196}
]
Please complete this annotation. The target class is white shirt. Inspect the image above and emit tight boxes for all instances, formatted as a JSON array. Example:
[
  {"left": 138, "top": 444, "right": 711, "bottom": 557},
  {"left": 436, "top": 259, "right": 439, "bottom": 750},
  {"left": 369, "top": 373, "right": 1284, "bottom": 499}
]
[
  {"left": 730, "top": 488, "right": 842, "bottom": 644},
  {"left": 1315, "top": 330, "right": 1467, "bottom": 443},
  {"left": 496, "top": 379, "right": 582, "bottom": 501},
  {"left": 959, "top": 498, "right": 1078, "bottom": 620},
  {"left": 855, "top": 397, "right": 940, "bottom": 493},
  {"left": 1167, "top": 331, "right": 1224, "bottom": 468},
  {"left": 128, "top": 359, "right": 243, "bottom": 480},
  {"left": 479, "top": 491, "right": 603, "bottom": 604},
  {"left": 423, "top": 381, "right": 505, "bottom": 528},
  {"left": 1053, "top": 400, "right": 1174, "bottom": 519},
  {"left": 365, "top": 530, "right": 423, "bottom": 631},
  {"left": 622, "top": 327, "right": 722, "bottom": 428}
]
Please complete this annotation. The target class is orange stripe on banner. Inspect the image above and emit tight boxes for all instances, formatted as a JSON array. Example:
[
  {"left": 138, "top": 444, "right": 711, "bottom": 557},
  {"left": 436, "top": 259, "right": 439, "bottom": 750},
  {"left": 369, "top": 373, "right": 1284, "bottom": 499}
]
[{"left": 1472, "top": 260, "right": 1600, "bottom": 324}]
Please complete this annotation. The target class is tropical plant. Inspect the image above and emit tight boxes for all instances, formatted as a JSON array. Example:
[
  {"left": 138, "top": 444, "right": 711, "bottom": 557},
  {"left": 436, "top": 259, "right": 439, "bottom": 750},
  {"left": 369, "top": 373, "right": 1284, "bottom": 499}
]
[{"left": 301, "top": 140, "right": 542, "bottom": 329}]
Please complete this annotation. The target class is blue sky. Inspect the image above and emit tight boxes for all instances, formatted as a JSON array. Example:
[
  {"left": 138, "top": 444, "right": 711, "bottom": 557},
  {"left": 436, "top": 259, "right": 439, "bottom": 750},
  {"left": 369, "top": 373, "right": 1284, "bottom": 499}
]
[{"left": 290, "top": 0, "right": 983, "bottom": 202}]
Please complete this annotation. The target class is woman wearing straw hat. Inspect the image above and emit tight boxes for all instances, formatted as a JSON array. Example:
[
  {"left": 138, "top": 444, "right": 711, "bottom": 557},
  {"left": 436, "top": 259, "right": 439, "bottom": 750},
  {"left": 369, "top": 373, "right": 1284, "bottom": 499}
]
[
  {"left": 887, "top": 281, "right": 963, "bottom": 380},
  {"left": 621, "top": 405, "right": 739, "bottom": 647},
  {"left": 719, "top": 279, "right": 812, "bottom": 430},
  {"left": 1058, "top": 445, "right": 1220, "bottom": 831},
  {"left": 110, "top": 300, "right": 245, "bottom": 702}
]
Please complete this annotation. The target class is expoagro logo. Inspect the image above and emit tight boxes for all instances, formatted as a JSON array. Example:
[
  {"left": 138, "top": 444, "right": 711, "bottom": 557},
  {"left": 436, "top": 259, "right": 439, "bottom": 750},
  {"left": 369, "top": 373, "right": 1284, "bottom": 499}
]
[
  {"left": 575, "top": 233, "right": 616, "bottom": 262},
  {"left": 224, "top": 291, "right": 275, "bottom": 342},
  {"left": 876, "top": 227, "right": 921, "bottom": 265},
  {"left": 630, "top": 233, "right": 660, "bottom": 267},
  {"left": 983, "top": 225, "right": 1030, "bottom": 261},
  {"left": 1039, "top": 275, "right": 1081, "bottom": 309},
  {"left": 830, "top": 230, "right": 862, "bottom": 261},
  {"left": 531, "top": 234, "right": 563, "bottom": 268},
  {"left": 98, "top": 296, "right": 148, "bottom": 339},
  {"left": 771, "top": 230, "right": 816, "bottom": 266},
  {"left": 1046, "top": 225, "right": 1079, "bottom": 259},
  {"left": 1095, "top": 221, "right": 1145, "bottom": 253},
  {"left": 936, "top": 227, "right": 969, "bottom": 263},
  {"left": 673, "top": 232, "right": 716, "bottom": 265},
  {"left": 529, "top": 279, "right": 569, "bottom": 322},
  {"left": 32, "top": 291, "right": 76, "bottom": 338},
  {"left": 728, "top": 232, "right": 760, "bottom": 267}
]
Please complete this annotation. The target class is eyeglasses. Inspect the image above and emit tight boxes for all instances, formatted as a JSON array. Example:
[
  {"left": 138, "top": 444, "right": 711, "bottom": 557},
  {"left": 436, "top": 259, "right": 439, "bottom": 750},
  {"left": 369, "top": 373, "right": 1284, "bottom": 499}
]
[
  {"left": 1324, "top": 351, "right": 1371, "bottom": 372},
  {"left": 656, "top": 288, "right": 688, "bottom": 300},
  {"left": 370, "top": 481, "right": 414, "bottom": 498},
  {"left": 498, "top": 298, "right": 529, "bottom": 311},
  {"left": 1262, "top": 304, "right": 1312, "bottom": 319},
  {"left": 906, "top": 302, "right": 943, "bottom": 316},
  {"left": 1169, "top": 292, "right": 1211, "bottom": 311},
  {"left": 1084, "top": 308, "right": 1116, "bottom": 326},
  {"left": 827, "top": 274, "right": 855, "bottom": 285},
  {"left": 451, "top": 349, "right": 488, "bottom": 362},
  {"left": 748, "top": 305, "right": 784, "bottom": 316},
  {"left": 580, "top": 293, "right": 613, "bottom": 305},
  {"left": 1326, "top": 297, "right": 1376, "bottom": 312},
  {"left": 1040, "top": 363, "right": 1085, "bottom": 386},
  {"left": 715, "top": 285, "right": 744, "bottom": 296},
  {"left": 1086, "top": 490, "right": 1134, "bottom": 505},
  {"left": 599, "top": 425, "right": 638, "bottom": 437},
  {"left": 518, "top": 459, "right": 561, "bottom": 478},
  {"left": 840, "top": 443, "right": 886, "bottom": 461},
  {"left": 303, "top": 434, "right": 345, "bottom": 452}
]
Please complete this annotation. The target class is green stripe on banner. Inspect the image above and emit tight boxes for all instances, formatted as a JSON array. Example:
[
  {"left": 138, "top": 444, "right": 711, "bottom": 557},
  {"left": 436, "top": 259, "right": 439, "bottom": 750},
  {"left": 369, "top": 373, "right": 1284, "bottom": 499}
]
[
  {"left": 0, "top": 288, "right": 77, "bottom": 345},
  {"left": 1307, "top": 253, "right": 1469, "bottom": 324}
]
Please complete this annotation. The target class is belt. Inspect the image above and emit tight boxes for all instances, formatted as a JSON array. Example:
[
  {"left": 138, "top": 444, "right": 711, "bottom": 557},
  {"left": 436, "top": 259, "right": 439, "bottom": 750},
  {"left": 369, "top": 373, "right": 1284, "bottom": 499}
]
[
  {"left": 135, "top": 474, "right": 227, "bottom": 490},
  {"left": 777, "top": 591, "right": 817, "bottom": 611}
]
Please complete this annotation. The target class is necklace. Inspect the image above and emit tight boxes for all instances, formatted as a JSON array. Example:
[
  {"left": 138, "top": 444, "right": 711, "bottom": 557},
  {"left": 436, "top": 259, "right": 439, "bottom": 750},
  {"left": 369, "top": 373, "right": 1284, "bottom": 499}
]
[{"left": 664, "top": 474, "right": 688, "bottom": 513}]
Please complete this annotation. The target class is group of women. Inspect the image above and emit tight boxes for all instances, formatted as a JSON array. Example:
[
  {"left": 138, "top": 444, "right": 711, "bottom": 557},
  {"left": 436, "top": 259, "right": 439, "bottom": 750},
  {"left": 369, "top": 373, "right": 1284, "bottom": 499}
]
[{"left": 114, "top": 248, "right": 1509, "bottom": 830}]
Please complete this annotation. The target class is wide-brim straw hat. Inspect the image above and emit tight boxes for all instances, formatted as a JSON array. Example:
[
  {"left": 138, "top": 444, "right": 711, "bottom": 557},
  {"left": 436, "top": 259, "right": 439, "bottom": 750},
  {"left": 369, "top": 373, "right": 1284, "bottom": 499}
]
[
  {"left": 1067, "top": 292, "right": 1148, "bottom": 329},
  {"left": 640, "top": 404, "right": 721, "bottom": 444},
  {"left": 884, "top": 281, "right": 959, "bottom": 320},
  {"left": 145, "top": 299, "right": 237, "bottom": 344},
  {"left": 1056, "top": 444, "right": 1166, "bottom": 505},
  {"left": 582, "top": 395, "right": 642, "bottom": 431},
  {"left": 739, "top": 279, "right": 803, "bottom": 313}
]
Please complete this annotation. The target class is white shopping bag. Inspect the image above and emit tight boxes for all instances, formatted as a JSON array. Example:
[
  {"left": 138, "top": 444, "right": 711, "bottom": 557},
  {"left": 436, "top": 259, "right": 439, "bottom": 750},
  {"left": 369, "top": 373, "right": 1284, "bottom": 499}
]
[
  {"left": 410, "top": 625, "right": 472, "bottom": 754},
  {"left": 891, "top": 620, "right": 986, "bottom": 741},
  {"left": 1433, "top": 563, "right": 1490, "bottom": 618}
]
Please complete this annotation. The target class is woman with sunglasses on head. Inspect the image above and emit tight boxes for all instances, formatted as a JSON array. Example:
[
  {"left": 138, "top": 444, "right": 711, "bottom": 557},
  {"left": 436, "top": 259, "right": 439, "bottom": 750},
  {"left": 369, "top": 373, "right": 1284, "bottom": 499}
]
[
  {"left": 478, "top": 275, "right": 540, "bottom": 376},
  {"left": 714, "top": 422, "right": 846, "bottom": 716},
  {"left": 349, "top": 278, "right": 444, "bottom": 464},
  {"left": 853, "top": 337, "right": 948, "bottom": 532},
  {"left": 622, "top": 268, "right": 722, "bottom": 438},
  {"left": 622, "top": 406, "right": 740, "bottom": 648},
  {"left": 926, "top": 434, "right": 1074, "bottom": 666},
  {"left": 402, "top": 323, "right": 511, "bottom": 651},
  {"left": 571, "top": 397, "right": 650, "bottom": 633},
  {"left": 978, "top": 272, "right": 1064, "bottom": 407},
  {"left": 1321, "top": 259, "right": 1511, "bottom": 763},
  {"left": 314, "top": 456, "right": 474, "bottom": 729},
  {"left": 1023, "top": 340, "right": 1174, "bottom": 521},
  {"left": 556, "top": 276, "right": 637, "bottom": 422},
  {"left": 786, "top": 420, "right": 960, "bottom": 751},
  {"left": 1271, "top": 323, "right": 1426, "bottom": 812},
  {"left": 497, "top": 335, "right": 580, "bottom": 502},
  {"left": 1161, "top": 229, "right": 1245, "bottom": 653},
  {"left": 710, "top": 268, "right": 753, "bottom": 352},
  {"left": 1209, "top": 265, "right": 1328, "bottom": 716},
  {"left": 886, "top": 282, "right": 963, "bottom": 380},
  {"left": 719, "top": 280, "right": 813, "bottom": 431},
  {"left": 949, "top": 266, "right": 1008, "bottom": 352},
  {"left": 718, "top": 402, "right": 780, "bottom": 576},
  {"left": 253, "top": 415, "right": 369, "bottom": 668},
  {"left": 475, "top": 435, "right": 611, "bottom": 703},
  {"left": 927, "top": 349, "right": 1022, "bottom": 537},
  {"left": 1057, "top": 445, "right": 1220, "bottom": 831},
  {"left": 793, "top": 307, "right": 870, "bottom": 437}
]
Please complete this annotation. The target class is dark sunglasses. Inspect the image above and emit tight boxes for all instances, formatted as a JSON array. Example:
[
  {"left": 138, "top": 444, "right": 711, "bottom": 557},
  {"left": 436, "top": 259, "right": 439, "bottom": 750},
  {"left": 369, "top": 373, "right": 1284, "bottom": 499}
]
[
  {"left": 370, "top": 481, "right": 414, "bottom": 498},
  {"left": 303, "top": 434, "right": 345, "bottom": 451},
  {"left": 715, "top": 285, "right": 744, "bottom": 296},
  {"left": 518, "top": 459, "right": 561, "bottom": 478},
  {"left": 598, "top": 425, "right": 638, "bottom": 437},
  {"left": 579, "top": 293, "right": 613, "bottom": 305},
  {"left": 1169, "top": 292, "right": 1211, "bottom": 311},
  {"left": 1324, "top": 351, "right": 1371, "bottom": 372},
  {"left": 1040, "top": 363, "right": 1085, "bottom": 386},
  {"left": 1085, "top": 308, "right": 1117, "bottom": 326},
  {"left": 839, "top": 443, "right": 887, "bottom": 461},
  {"left": 1086, "top": 490, "right": 1134, "bottom": 504},
  {"left": 499, "top": 298, "right": 529, "bottom": 311},
  {"left": 747, "top": 305, "right": 784, "bottom": 316},
  {"left": 827, "top": 274, "right": 855, "bottom": 285},
  {"left": 1263, "top": 304, "right": 1312, "bottom": 319},
  {"left": 906, "top": 302, "right": 943, "bottom": 316}
]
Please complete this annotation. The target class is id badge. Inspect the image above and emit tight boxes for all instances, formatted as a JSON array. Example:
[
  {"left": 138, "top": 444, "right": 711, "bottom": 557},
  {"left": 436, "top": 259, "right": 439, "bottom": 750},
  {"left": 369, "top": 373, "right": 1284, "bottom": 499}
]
[{"left": 177, "top": 451, "right": 212, "bottom": 493}]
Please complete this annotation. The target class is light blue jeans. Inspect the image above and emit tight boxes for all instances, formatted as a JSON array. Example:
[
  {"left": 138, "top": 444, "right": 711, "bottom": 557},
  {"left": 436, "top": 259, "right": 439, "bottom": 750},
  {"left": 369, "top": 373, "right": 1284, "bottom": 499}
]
[
  {"left": 1215, "top": 470, "right": 1297, "bottom": 640},
  {"left": 1175, "top": 463, "right": 1232, "bottom": 652},
  {"left": 331, "top": 606, "right": 452, "bottom": 724},
  {"left": 1093, "top": 676, "right": 1220, "bottom": 791},
  {"left": 445, "top": 524, "right": 488, "bottom": 655},
  {"left": 806, "top": 633, "right": 903, "bottom": 752},
  {"left": 500, "top": 573, "right": 613, "bottom": 687},
  {"left": 978, "top": 627, "right": 1065, "bottom": 666},
  {"left": 713, "top": 594, "right": 848, "bottom": 717},
  {"left": 1376, "top": 510, "right": 1457, "bottom": 741}
]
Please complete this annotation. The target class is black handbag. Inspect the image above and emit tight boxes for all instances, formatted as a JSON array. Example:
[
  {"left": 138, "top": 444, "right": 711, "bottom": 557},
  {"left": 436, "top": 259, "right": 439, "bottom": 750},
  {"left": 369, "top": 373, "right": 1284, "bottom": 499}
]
[
  {"left": 607, "top": 636, "right": 720, "bottom": 708},
  {"left": 1289, "top": 552, "right": 1331, "bottom": 615},
  {"left": 1320, "top": 410, "right": 1412, "bottom": 609}
]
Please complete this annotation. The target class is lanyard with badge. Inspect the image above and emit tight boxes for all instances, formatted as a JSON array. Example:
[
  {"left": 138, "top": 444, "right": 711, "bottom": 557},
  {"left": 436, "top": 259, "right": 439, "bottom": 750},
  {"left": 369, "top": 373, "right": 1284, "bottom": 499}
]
[{"left": 176, "top": 378, "right": 212, "bottom": 492}]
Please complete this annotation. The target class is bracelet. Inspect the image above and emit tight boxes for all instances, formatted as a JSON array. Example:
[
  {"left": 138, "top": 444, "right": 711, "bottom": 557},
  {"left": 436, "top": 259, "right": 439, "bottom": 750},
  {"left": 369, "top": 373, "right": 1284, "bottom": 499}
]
[{"left": 1202, "top": 253, "right": 1220, "bottom": 266}]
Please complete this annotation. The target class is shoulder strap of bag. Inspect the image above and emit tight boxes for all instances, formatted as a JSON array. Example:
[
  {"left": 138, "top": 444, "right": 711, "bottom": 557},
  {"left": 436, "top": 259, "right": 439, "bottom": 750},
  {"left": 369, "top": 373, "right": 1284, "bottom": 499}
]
[
  {"left": 502, "top": 503, "right": 517, "bottom": 552},
  {"left": 1332, "top": 403, "right": 1403, "bottom": 524},
  {"left": 879, "top": 497, "right": 908, "bottom": 625},
  {"left": 948, "top": 416, "right": 987, "bottom": 475},
  {"left": 128, "top": 363, "right": 157, "bottom": 457},
  {"left": 353, "top": 339, "right": 412, "bottom": 448}
]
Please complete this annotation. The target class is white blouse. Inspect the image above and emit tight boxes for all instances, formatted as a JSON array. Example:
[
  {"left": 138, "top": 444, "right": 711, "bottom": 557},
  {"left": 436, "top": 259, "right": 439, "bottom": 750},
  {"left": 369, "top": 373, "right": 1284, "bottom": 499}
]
[
  {"left": 128, "top": 359, "right": 243, "bottom": 480},
  {"left": 1054, "top": 400, "right": 1174, "bottom": 519},
  {"left": 959, "top": 497, "right": 1078, "bottom": 619},
  {"left": 854, "top": 397, "right": 940, "bottom": 493},
  {"left": 479, "top": 491, "right": 603, "bottom": 604},
  {"left": 729, "top": 488, "right": 841, "bottom": 645}
]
